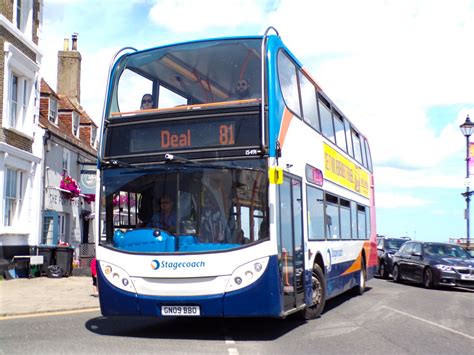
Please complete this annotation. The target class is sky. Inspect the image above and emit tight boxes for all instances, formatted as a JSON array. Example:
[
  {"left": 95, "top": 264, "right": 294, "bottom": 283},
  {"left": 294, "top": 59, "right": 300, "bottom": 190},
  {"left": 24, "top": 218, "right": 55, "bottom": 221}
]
[{"left": 40, "top": 0, "right": 474, "bottom": 243}]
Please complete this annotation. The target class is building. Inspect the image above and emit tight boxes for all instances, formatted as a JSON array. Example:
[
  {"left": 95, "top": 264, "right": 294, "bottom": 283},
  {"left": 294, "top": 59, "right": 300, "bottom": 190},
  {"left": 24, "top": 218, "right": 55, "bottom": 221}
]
[
  {"left": 0, "top": 1, "right": 43, "bottom": 261},
  {"left": 39, "top": 35, "right": 98, "bottom": 266}
]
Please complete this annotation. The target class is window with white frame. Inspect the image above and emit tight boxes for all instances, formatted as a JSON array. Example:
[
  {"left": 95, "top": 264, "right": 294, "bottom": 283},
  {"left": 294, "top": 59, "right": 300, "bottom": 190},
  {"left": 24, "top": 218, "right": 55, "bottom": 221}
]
[
  {"left": 49, "top": 98, "right": 58, "bottom": 123},
  {"left": 9, "top": 74, "right": 19, "bottom": 127},
  {"left": 16, "top": 0, "right": 22, "bottom": 29},
  {"left": 8, "top": 73, "right": 30, "bottom": 130},
  {"left": 14, "top": 0, "right": 32, "bottom": 34},
  {"left": 62, "top": 148, "right": 70, "bottom": 175},
  {"left": 72, "top": 112, "right": 79, "bottom": 137},
  {"left": 4, "top": 168, "right": 23, "bottom": 226}
]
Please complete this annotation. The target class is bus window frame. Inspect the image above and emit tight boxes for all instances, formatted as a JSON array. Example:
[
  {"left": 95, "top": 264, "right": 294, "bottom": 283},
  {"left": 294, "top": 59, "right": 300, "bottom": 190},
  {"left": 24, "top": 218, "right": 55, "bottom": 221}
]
[
  {"left": 333, "top": 110, "right": 347, "bottom": 153},
  {"left": 344, "top": 117, "right": 354, "bottom": 158},
  {"left": 306, "top": 184, "right": 325, "bottom": 241},
  {"left": 318, "top": 93, "right": 335, "bottom": 144},
  {"left": 277, "top": 49, "right": 303, "bottom": 119},
  {"left": 364, "top": 139, "right": 373, "bottom": 172},
  {"left": 298, "top": 70, "right": 321, "bottom": 132},
  {"left": 339, "top": 198, "right": 352, "bottom": 240},
  {"left": 351, "top": 129, "right": 363, "bottom": 164},
  {"left": 324, "top": 193, "right": 340, "bottom": 240}
]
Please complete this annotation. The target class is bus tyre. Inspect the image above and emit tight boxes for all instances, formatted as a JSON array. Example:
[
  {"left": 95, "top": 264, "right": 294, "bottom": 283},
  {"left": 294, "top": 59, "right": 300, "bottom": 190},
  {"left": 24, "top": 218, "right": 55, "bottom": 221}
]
[
  {"left": 300, "top": 264, "right": 326, "bottom": 320},
  {"left": 353, "top": 258, "right": 366, "bottom": 296}
]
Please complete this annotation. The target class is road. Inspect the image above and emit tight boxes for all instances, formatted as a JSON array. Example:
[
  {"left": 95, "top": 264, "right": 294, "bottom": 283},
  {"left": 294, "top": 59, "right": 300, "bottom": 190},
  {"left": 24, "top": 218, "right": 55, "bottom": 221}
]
[{"left": 0, "top": 278, "right": 472, "bottom": 354}]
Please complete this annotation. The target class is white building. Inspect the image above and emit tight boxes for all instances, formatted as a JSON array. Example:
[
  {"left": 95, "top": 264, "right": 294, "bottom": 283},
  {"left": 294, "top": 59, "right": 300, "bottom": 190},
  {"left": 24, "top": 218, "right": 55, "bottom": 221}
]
[{"left": 0, "top": 1, "right": 44, "bottom": 263}]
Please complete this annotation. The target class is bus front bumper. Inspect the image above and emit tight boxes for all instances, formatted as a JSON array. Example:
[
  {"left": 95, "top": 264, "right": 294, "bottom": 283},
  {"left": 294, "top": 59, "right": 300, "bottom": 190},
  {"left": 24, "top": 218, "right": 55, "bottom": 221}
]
[{"left": 97, "top": 255, "right": 282, "bottom": 317}]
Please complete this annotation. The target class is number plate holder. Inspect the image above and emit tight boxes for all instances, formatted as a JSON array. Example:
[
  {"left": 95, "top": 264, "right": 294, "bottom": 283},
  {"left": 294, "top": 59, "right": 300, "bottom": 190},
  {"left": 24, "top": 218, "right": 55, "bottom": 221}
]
[{"left": 161, "top": 305, "right": 201, "bottom": 316}]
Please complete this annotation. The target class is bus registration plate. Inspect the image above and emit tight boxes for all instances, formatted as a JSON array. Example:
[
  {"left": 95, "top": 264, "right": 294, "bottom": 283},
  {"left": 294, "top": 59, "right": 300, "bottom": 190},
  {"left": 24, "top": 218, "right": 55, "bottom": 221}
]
[{"left": 161, "top": 305, "right": 200, "bottom": 316}]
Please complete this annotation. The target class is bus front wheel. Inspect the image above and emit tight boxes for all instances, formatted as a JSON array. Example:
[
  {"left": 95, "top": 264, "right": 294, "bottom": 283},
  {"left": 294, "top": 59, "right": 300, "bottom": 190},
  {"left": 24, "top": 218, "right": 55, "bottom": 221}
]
[{"left": 300, "top": 264, "right": 326, "bottom": 320}]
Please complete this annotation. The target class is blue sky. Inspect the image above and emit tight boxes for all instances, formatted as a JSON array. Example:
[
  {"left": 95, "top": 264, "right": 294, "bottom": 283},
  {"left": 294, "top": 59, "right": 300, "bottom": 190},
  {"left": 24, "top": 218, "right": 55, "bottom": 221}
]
[{"left": 41, "top": 0, "right": 474, "bottom": 243}]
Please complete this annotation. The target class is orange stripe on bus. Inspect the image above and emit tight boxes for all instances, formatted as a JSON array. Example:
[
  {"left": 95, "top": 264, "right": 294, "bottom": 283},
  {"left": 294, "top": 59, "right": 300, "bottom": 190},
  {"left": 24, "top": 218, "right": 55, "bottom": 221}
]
[
  {"left": 111, "top": 98, "right": 261, "bottom": 117},
  {"left": 341, "top": 252, "right": 362, "bottom": 276},
  {"left": 279, "top": 108, "right": 293, "bottom": 149}
]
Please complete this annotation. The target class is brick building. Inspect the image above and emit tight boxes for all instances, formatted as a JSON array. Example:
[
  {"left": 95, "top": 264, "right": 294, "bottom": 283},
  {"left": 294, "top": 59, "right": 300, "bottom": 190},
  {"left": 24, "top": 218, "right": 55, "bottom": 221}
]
[
  {"left": 39, "top": 35, "right": 98, "bottom": 266},
  {"left": 0, "top": 1, "right": 43, "bottom": 259}
]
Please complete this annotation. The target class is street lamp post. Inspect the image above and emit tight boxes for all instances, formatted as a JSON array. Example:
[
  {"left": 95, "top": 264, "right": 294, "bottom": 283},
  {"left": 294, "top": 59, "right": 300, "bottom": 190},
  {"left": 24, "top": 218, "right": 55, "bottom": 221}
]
[{"left": 459, "top": 115, "right": 474, "bottom": 250}]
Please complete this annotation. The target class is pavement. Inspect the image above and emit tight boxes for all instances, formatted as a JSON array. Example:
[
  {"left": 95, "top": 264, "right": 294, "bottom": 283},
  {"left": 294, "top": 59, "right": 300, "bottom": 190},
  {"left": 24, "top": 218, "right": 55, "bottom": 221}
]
[{"left": 0, "top": 276, "right": 100, "bottom": 318}]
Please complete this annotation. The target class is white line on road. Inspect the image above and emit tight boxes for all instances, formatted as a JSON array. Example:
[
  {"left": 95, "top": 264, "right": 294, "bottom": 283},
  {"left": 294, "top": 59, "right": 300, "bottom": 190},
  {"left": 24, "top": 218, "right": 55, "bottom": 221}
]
[
  {"left": 225, "top": 335, "right": 238, "bottom": 355},
  {"left": 382, "top": 306, "right": 474, "bottom": 341}
]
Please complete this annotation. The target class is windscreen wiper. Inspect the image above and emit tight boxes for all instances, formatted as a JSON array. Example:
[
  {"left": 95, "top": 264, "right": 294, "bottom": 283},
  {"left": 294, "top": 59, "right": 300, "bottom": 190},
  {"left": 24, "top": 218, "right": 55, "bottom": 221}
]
[{"left": 100, "top": 159, "right": 146, "bottom": 169}]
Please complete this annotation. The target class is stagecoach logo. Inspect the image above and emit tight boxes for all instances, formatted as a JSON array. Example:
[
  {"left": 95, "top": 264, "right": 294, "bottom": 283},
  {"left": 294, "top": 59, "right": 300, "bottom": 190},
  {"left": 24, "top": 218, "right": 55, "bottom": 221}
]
[
  {"left": 327, "top": 249, "right": 332, "bottom": 273},
  {"left": 151, "top": 259, "right": 206, "bottom": 271}
]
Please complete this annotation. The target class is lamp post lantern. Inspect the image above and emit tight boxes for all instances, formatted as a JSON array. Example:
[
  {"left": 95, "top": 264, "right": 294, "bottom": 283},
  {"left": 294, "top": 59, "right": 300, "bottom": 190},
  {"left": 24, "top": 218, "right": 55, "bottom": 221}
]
[{"left": 460, "top": 114, "right": 474, "bottom": 250}]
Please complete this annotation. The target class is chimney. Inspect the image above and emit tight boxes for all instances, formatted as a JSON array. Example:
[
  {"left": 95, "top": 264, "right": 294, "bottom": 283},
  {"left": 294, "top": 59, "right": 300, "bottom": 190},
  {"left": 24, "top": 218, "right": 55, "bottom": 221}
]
[{"left": 57, "top": 33, "right": 82, "bottom": 104}]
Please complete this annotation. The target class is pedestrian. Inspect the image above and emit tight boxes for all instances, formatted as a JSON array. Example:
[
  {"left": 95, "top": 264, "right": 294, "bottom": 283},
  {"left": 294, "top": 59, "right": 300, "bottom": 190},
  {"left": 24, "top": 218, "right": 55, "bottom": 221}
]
[{"left": 90, "top": 257, "right": 98, "bottom": 297}]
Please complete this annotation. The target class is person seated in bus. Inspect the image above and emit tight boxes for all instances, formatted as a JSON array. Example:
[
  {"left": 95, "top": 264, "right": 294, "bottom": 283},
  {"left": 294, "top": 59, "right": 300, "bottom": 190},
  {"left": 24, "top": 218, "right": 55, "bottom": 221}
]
[
  {"left": 235, "top": 229, "right": 250, "bottom": 245},
  {"left": 229, "top": 79, "right": 252, "bottom": 100},
  {"left": 140, "top": 93, "right": 154, "bottom": 110},
  {"left": 149, "top": 194, "right": 176, "bottom": 233}
]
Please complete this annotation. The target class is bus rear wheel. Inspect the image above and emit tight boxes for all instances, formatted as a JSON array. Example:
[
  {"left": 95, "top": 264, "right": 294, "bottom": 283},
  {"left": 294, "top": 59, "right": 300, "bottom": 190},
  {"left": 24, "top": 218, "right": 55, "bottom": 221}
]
[{"left": 300, "top": 264, "right": 326, "bottom": 320}]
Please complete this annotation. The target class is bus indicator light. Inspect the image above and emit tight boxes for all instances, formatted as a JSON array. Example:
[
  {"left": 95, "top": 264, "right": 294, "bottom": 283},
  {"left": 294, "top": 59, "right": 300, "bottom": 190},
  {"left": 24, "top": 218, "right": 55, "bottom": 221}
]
[{"left": 268, "top": 166, "right": 283, "bottom": 184}]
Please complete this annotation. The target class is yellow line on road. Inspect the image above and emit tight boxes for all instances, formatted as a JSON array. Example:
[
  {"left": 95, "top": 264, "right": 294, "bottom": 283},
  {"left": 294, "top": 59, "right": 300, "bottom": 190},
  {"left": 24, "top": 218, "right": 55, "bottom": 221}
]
[{"left": 0, "top": 308, "right": 100, "bottom": 321}]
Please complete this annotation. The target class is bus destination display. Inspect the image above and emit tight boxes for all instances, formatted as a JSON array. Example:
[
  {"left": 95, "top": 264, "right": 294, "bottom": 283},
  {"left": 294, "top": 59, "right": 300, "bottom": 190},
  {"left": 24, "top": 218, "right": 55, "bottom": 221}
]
[{"left": 106, "top": 114, "right": 259, "bottom": 157}]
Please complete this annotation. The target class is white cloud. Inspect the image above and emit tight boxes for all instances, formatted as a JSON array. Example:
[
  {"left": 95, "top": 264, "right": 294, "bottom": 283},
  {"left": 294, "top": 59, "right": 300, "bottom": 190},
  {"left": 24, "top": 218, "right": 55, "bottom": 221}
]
[
  {"left": 41, "top": 0, "right": 474, "bottom": 169},
  {"left": 376, "top": 191, "right": 432, "bottom": 209},
  {"left": 148, "top": 0, "right": 266, "bottom": 33}
]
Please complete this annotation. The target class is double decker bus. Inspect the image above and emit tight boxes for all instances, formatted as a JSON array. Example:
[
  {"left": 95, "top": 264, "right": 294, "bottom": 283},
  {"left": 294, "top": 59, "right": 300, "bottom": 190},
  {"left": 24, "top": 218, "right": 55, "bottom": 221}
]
[{"left": 96, "top": 28, "right": 377, "bottom": 319}]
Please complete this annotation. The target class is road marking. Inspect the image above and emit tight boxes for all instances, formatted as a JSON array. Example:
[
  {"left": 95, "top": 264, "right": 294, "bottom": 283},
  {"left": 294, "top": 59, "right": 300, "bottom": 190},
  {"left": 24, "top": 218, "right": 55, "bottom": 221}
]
[
  {"left": 225, "top": 335, "right": 238, "bottom": 355},
  {"left": 382, "top": 306, "right": 474, "bottom": 340},
  {"left": 0, "top": 308, "right": 100, "bottom": 321}
]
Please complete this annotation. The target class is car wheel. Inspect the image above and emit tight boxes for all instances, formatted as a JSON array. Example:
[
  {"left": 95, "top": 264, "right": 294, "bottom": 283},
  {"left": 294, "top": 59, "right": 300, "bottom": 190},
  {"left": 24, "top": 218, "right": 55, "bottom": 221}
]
[
  {"left": 392, "top": 264, "right": 401, "bottom": 283},
  {"left": 423, "top": 267, "right": 434, "bottom": 289},
  {"left": 300, "top": 264, "right": 326, "bottom": 320},
  {"left": 379, "top": 261, "right": 388, "bottom": 279}
]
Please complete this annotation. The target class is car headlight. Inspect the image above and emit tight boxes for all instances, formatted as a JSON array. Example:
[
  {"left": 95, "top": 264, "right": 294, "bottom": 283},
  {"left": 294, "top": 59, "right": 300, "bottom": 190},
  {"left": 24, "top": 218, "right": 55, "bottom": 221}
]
[
  {"left": 99, "top": 261, "right": 137, "bottom": 293},
  {"left": 434, "top": 264, "right": 455, "bottom": 272},
  {"left": 387, "top": 253, "right": 394, "bottom": 258},
  {"left": 225, "top": 257, "right": 269, "bottom": 292}
]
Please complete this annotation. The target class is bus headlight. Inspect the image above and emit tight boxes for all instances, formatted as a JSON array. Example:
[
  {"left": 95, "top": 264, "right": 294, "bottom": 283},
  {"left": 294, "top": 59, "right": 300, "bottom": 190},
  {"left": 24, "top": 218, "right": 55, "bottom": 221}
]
[
  {"left": 99, "top": 261, "right": 137, "bottom": 293},
  {"left": 225, "top": 257, "right": 269, "bottom": 292}
]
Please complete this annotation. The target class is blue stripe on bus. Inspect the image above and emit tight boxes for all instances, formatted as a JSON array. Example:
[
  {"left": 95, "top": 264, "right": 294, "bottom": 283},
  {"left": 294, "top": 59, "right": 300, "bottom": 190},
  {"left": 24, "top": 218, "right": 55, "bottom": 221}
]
[{"left": 98, "top": 255, "right": 282, "bottom": 317}]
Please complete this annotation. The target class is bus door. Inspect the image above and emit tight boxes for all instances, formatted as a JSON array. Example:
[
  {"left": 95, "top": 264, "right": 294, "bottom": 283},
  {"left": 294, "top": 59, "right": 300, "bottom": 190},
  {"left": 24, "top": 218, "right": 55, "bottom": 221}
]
[{"left": 278, "top": 175, "right": 305, "bottom": 311}]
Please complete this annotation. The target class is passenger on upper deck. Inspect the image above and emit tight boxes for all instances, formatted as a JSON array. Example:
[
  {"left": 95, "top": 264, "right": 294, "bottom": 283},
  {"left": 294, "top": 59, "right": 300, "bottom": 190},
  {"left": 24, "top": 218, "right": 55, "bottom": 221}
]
[
  {"left": 140, "top": 93, "right": 154, "bottom": 110},
  {"left": 229, "top": 79, "right": 252, "bottom": 100}
]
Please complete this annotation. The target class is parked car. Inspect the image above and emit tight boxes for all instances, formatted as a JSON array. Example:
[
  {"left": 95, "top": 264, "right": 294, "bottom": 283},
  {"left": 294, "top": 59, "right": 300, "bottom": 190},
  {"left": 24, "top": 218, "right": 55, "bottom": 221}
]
[
  {"left": 392, "top": 241, "right": 474, "bottom": 289},
  {"left": 376, "top": 236, "right": 410, "bottom": 278}
]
